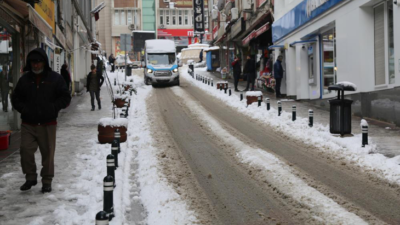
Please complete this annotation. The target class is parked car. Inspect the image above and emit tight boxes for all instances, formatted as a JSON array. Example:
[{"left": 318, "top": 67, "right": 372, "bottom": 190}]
[{"left": 115, "top": 54, "right": 133, "bottom": 69}]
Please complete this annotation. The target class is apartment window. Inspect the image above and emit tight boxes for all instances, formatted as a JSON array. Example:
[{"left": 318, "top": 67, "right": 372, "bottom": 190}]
[
  {"left": 204, "top": 10, "right": 208, "bottom": 29},
  {"left": 127, "top": 10, "right": 133, "bottom": 25},
  {"left": 172, "top": 10, "right": 176, "bottom": 25},
  {"left": 184, "top": 10, "right": 189, "bottom": 25},
  {"left": 166, "top": 10, "right": 170, "bottom": 25},
  {"left": 114, "top": 10, "right": 120, "bottom": 25},
  {"left": 178, "top": 10, "right": 182, "bottom": 25},
  {"left": 120, "top": 10, "right": 126, "bottom": 25},
  {"left": 374, "top": 1, "right": 395, "bottom": 86},
  {"left": 160, "top": 10, "right": 164, "bottom": 25}
]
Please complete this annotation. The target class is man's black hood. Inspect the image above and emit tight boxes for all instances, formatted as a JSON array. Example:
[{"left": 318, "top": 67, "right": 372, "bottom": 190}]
[{"left": 25, "top": 48, "right": 52, "bottom": 73}]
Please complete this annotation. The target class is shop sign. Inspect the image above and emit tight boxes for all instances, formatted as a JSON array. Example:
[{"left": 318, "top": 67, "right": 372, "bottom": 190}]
[
  {"left": 242, "top": 22, "right": 269, "bottom": 45},
  {"left": 55, "top": 26, "right": 66, "bottom": 50},
  {"left": 34, "top": 0, "right": 55, "bottom": 34},
  {"left": 54, "top": 48, "right": 61, "bottom": 73},
  {"left": 28, "top": 5, "right": 53, "bottom": 40},
  {"left": 157, "top": 29, "right": 206, "bottom": 37},
  {"left": 193, "top": 0, "right": 205, "bottom": 33},
  {"left": 306, "top": 0, "right": 329, "bottom": 17},
  {"left": 213, "top": 25, "right": 219, "bottom": 40},
  {"left": 230, "top": 18, "right": 244, "bottom": 38}
]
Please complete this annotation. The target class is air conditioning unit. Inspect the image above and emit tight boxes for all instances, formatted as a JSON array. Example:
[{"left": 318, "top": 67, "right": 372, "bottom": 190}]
[
  {"left": 242, "top": 0, "right": 253, "bottom": 11},
  {"left": 163, "top": 0, "right": 170, "bottom": 3},
  {"left": 159, "top": 24, "right": 165, "bottom": 29},
  {"left": 128, "top": 24, "right": 136, "bottom": 30},
  {"left": 231, "top": 8, "right": 238, "bottom": 20}
]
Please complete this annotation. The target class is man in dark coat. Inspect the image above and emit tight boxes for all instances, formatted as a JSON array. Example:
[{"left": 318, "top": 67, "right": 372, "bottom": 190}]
[
  {"left": 86, "top": 64, "right": 104, "bottom": 111},
  {"left": 243, "top": 55, "right": 256, "bottom": 91},
  {"left": 60, "top": 64, "right": 71, "bottom": 92},
  {"left": 96, "top": 56, "right": 104, "bottom": 77},
  {"left": 274, "top": 55, "right": 284, "bottom": 98},
  {"left": 11, "top": 48, "right": 71, "bottom": 193},
  {"left": 108, "top": 54, "right": 116, "bottom": 72},
  {"left": 199, "top": 49, "right": 203, "bottom": 63},
  {"left": 231, "top": 56, "right": 242, "bottom": 92},
  {"left": 0, "top": 66, "right": 10, "bottom": 112}
]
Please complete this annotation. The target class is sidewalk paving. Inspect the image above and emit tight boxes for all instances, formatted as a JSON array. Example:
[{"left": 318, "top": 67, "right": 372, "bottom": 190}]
[{"left": 193, "top": 67, "right": 400, "bottom": 158}]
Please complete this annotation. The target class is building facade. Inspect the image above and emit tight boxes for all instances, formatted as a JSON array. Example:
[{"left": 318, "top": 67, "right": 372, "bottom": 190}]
[{"left": 272, "top": 0, "right": 400, "bottom": 125}]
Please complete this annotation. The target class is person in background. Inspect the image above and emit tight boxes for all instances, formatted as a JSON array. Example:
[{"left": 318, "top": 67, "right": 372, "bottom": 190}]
[
  {"left": 274, "top": 55, "right": 284, "bottom": 98},
  {"left": 60, "top": 64, "right": 71, "bottom": 92},
  {"left": 199, "top": 49, "right": 204, "bottom": 63},
  {"left": 231, "top": 56, "right": 242, "bottom": 92},
  {"left": 243, "top": 55, "right": 256, "bottom": 91},
  {"left": 108, "top": 54, "right": 116, "bottom": 72},
  {"left": 96, "top": 56, "right": 104, "bottom": 77},
  {"left": 86, "top": 64, "right": 104, "bottom": 111},
  {"left": 11, "top": 48, "right": 71, "bottom": 193},
  {"left": 0, "top": 66, "right": 10, "bottom": 112}
]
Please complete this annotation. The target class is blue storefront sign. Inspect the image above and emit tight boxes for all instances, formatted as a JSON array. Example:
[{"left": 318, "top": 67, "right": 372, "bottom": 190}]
[{"left": 272, "top": 0, "right": 345, "bottom": 43}]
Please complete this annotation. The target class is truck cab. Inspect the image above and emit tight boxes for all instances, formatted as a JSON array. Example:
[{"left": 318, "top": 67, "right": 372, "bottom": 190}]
[{"left": 143, "top": 39, "right": 179, "bottom": 86}]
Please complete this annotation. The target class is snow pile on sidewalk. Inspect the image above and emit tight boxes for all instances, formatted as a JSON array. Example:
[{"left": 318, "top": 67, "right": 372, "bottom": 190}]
[
  {"left": 171, "top": 87, "right": 367, "bottom": 224},
  {"left": 181, "top": 69, "right": 400, "bottom": 186}
]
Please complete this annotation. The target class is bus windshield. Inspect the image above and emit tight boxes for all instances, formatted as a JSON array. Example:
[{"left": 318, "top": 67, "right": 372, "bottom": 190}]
[{"left": 147, "top": 53, "right": 176, "bottom": 66}]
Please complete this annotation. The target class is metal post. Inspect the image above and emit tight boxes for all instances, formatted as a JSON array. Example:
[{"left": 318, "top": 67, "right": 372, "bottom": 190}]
[
  {"left": 111, "top": 140, "right": 118, "bottom": 168},
  {"left": 309, "top": 109, "right": 313, "bottom": 127},
  {"left": 224, "top": 86, "right": 227, "bottom": 94},
  {"left": 229, "top": 88, "right": 232, "bottom": 96},
  {"left": 362, "top": 124, "right": 368, "bottom": 147},
  {"left": 114, "top": 78, "right": 116, "bottom": 86},
  {"left": 220, "top": 84, "right": 222, "bottom": 91},
  {"left": 258, "top": 96, "right": 262, "bottom": 107},
  {"left": 265, "top": 98, "right": 270, "bottom": 111},
  {"left": 95, "top": 211, "right": 109, "bottom": 225},
  {"left": 103, "top": 175, "right": 114, "bottom": 220},
  {"left": 208, "top": 78, "right": 210, "bottom": 85},
  {"left": 292, "top": 105, "right": 296, "bottom": 121},
  {"left": 211, "top": 79, "right": 213, "bottom": 87},
  {"left": 107, "top": 154, "right": 116, "bottom": 187},
  {"left": 278, "top": 101, "right": 282, "bottom": 116},
  {"left": 240, "top": 92, "right": 243, "bottom": 101},
  {"left": 114, "top": 129, "right": 121, "bottom": 153}
]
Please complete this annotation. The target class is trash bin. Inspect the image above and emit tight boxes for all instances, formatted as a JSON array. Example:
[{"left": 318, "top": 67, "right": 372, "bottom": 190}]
[
  {"left": 189, "top": 64, "right": 194, "bottom": 74},
  {"left": 328, "top": 84, "right": 356, "bottom": 136},
  {"left": 126, "top": 65, "right": 132, "bottom": 76}
]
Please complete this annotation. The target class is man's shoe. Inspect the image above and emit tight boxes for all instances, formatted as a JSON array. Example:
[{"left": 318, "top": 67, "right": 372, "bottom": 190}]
[
  {"left": 243, "top": 89, "right": 249, "bottom": 92},
  {"left": 20, "top": 180, "right": 37, "bottom": 191},
  {"left": 91, "top": 108, "right": 95, "bottom": 111},
  {"left": 235, "top": 89, "right": 240, "bottom": 92},
  {"left": 41, "top": 184, "right": 52, "bottom": 193},
  {"left": 98, "top": 106, "right": 101, "bottom": 110}
]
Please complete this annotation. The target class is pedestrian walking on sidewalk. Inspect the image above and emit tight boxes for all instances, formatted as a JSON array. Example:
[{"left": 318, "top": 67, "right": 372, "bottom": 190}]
[
  {"left": 11, "top": 48, "right": 71, "bottom": 193},
  {"left": 0, "top": 66, "right": 10, "bottom": 112},
  {"left": 199, "top": 49, "right": 204, "bottom": 63},
  {"left": 243, "top": 55, "right": 256, "bottom": 91},
  {"left": 231, "top": 56, "right": 242, "bottom": 92},
  {"left": 109, "top": 54, "right": 116, "bottom": 72},
  {"left": 60, "top": 64, "right": 71, "bottom": 93},
  {"left": 86, "top": 64, "right": 104, "bottom": 111},
  {"left": 274, "top": 55, "right": 284, "bottom": 98}
]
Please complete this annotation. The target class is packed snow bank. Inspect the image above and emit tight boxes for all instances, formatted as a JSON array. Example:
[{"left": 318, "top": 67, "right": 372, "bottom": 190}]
[
  {"left": 180, "top": 68, "right": 400, "bottom": 187},
  {"left": 171, "top": 87, "right": 367, "bottom": 224},
  {"left": 246, "top": 91, "right": 263, "bottom": 97},
  {"left": 98, "top": 118, "right": 128, "bottom": 127}
]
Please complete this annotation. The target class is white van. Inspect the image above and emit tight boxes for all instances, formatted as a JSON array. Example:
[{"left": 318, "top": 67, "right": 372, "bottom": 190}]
[
  {"left": 143, "top": 39, "right": 179, "bottom": 86},
  {"left": 115, "top": 54, "right": 133, "bottom": 68}
]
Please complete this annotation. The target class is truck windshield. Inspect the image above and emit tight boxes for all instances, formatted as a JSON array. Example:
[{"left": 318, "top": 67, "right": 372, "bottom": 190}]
[{"left": 147, "top": 53, "right": 175, "bottom": 66}]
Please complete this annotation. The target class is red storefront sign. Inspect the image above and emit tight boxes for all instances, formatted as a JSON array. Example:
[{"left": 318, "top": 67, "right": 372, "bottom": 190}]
[
  {"left": 242, "top": 22, "right": 270, "bottom": 45},
  {"left": 212, "top": 25, "right": 219, "bottom": 40},
  {"left": 158, "top": 29, "right": 209, "bottom": 37}
]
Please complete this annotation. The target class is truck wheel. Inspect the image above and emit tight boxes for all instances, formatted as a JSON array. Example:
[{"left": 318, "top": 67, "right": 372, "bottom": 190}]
[
  {"left": 176, "top": 79, "right": 180, "bottom": 86},
  {"left": 144, "top": 76, "right": 151, "bottom": 85}
]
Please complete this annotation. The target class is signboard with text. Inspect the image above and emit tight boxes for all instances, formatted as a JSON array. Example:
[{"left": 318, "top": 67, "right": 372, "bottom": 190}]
[{"left": 193, "top": 0, "right": 205, "bottom": 33}]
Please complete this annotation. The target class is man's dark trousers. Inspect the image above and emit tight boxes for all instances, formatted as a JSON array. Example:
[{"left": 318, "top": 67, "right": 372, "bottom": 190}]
[
  {"left": 275, "top": 77, "right": 282, "bottom": 97},
  {"left": 21, "top": 124, "right": 56, "bottom": 184},
  {"left": 245, "top": 74, "right": 255, "bottom": 91},
  {"left": 234, "top": 74, "right": 240, "bottom": 90},
  {"left": 90, "top": 90, "right": 101, "bottom": 109}
]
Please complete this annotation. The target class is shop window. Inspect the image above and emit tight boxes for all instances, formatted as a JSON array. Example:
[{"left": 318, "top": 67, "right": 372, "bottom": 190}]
[
  {"left": 160, "top": 10, "right": 164, "bottom": 25},
  {"left": 120, "top": 10, "right": 126, "bottom": 25},
  {"left": 114, "top": 10, "right": 120, "bottom": 25},
  {"left": 322, "top": 28, "right": 336, "bottom": 95},
  {"left": 172, "top": 10, "right": 176, "bottom": 25},
  {"left": 166, "top": 10, "right": 170, "bottom": 25},
  {"left": 185, "top": 10, "right": 189, "bottom": 25},
  {"left": 374, "top": 1, "right": 395, "bottom": 86},
  {"left": 127, "top": 10, "right": 133, "bottom": 25}
]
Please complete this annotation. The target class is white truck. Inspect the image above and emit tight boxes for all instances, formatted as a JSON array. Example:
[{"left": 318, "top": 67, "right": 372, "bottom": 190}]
[{"left": 143, "top": 39, "right": 179, "bottom": 86}]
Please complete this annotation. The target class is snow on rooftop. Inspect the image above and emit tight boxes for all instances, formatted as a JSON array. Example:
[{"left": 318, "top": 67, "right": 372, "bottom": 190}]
[
  {"left": 98, "top": 118, "right": 129, "bottom": 127},
  {"left": 188, "top": 43, "right": 209, "bottom": 48},
  {"left": 204, "top": 46, "right": 220, "bottom": 51},
  {"left": 336, "top": 81, "right": 357, "bottom": 91},
  {"left": 145, "top": 39, "right": 176, "bottom": 53},
  {"left": 245, "top": 91, "right": 263, "bottom": 97}
]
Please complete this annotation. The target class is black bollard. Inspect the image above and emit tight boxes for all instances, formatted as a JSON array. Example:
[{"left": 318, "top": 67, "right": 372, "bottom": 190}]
[
  {"left": 229, "top": 88, "right": 232, "bottom": 96},
  {"left": 278, "top": 101, "right": 282, "bottom": 116},
  {"left": 362, "top": 121, "right": 368, "bottom": 147},
  {"left": 107, "top": 154, "right": 116, "bottom": 187},
  {"left": 258, "top": 96, "right": 262, "bottom": 107},
  {"left": 265, "top": 98, "right": 270, "bottom": 111},
  {"left": 95, "top": 211, "right": 109, "bottom": 225},
  {"left": 130, "top": 90, "right": 132, "bottom": 96},
  {"left": 292, "top": 105, "right": 296, "bottom": 121},
  {"left": 116, "top": 90, "right": 119, "bottom": 94},
  {"left": 211, "top": 79, "right": 213, "bottom": 87},
  {"left": 103, "top": 175, "right": 115, "bottom": 221},
  {"left": 240, "top": 92, "right": 243, "bottom": 101},
  {"left": 114, "top": 78, "right": 116, "bottom": 86},
  {"left": 125, "top": 109, "right": 128, "bottom": 118},
  {"left": 309, "top": 109, "right": 313, "bottom": 127},
  {"left": 224, "top": 86, "right": 227, "bottom": 94},
  {"left": 114, "top": 129, "right": 121, "bottom": 153},
  {"left": 220, "top": 84, "right": 222, "bottom": 91},
  {"left": 111, "top": 140, "right": 119, "bottom": 168},
  {"left": 208, "top": 78, "right": 210, "bottom": 85},
  {"left": 120, "top": 113, "right": 125, "bottom": 118}
]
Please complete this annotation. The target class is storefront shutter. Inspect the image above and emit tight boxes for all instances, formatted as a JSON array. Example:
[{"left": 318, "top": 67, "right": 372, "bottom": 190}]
[{"left": 374, "top": 4, "right": 385, "bottom": 86}]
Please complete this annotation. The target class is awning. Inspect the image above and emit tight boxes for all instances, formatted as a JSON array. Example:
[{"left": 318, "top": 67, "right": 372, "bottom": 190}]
[
  {"left": 242, "top": 22, "right": 270, "bottom": 46},
  {"left": 28, "top": 4, "right": 53, "bottom": 40},
  {"left": 268, "top": 45, "right": 284, "bottom": 50},
  {"left": 3, "top": 0, "right": 29, "bottom": 18},
  {"left": 289, "top": 39, "right": 317, "bottom": 47}
]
